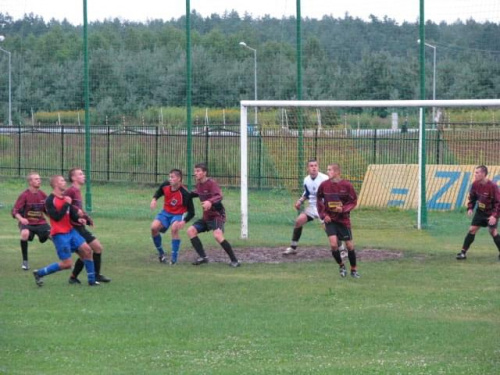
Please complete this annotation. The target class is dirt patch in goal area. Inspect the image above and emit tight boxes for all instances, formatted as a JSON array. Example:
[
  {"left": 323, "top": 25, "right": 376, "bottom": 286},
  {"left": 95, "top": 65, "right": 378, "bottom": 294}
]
[{"left": 178, "top": 247, "right": 403, "bottom": 264}]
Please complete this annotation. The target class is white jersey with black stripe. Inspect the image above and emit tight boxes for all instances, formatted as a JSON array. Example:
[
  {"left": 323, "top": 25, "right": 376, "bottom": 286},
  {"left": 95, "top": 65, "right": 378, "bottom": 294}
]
[{"left": 301, "top": 172, "right": 329, "bottom": 217}]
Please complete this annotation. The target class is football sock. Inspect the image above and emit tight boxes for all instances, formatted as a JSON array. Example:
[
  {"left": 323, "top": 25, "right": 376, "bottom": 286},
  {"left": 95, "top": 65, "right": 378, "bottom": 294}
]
[
  {"left": 72, "top": 258, "right": 84, "bottom": 278},
  {"left": 93, "top": 252, "right": 101, "bottom": 276},
  {"left": 21, "top": 240, "right": 28, "bottom": 261},
  {"left": 291, "top": 227, "right": 303, "bottom": 248},
  {"left": 331, "top": 249, "right": 342, "bottom": 265},
  {"left": 493, "top": 234, "right": 500, "bottom": 251},
  {"left": 348, "top": 249, "right": 357, "bottom": 269},
  {"left": 153, "top": 234, "right": 164, "bottom": 256},
  {"left": 83, "top": 259, "right": 96, "bottom": 284},
  {"left": 171, "top": 239, "right": 181, "bottom": 262},
  {"left": 190, "top": 236, "right": 207, "bottom": 258},
  {"left": 220, "top": 240, "right": 238, "bottom": 262},
  {"left": 462, "top": 232, "right": 475, "bottom": 251},
  {"left": 37, "top": 262, "right": 61, "bottom": 277}
]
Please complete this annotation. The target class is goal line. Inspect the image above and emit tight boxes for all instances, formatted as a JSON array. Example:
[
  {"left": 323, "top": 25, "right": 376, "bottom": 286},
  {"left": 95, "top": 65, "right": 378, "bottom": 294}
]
[{"left": 239, "top": 99, "right": 500, "bottom": 239}]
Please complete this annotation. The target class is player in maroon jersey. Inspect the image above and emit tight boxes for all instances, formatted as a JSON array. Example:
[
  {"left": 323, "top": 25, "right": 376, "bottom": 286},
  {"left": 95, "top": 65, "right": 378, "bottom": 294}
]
[
  {"left": 150, "top": 168, "right": 195, "bottom": 264},
  {"left": 32, "top": 175, "right": 98, "bottom": 287},
  {"left": 317, "top": 163, "right": 360, "bottom": 278},
  {"left": 186, "top": 163, "right": 240, "bottom": 267},
  {"left": 457, "top": 165, "right": 500, "bottom": 260},
  {"left": 65, "top": 168, "right": 111, "bottom": 284},
  {"left": 12, "top": 172, "right": 51, "bottom": 271}
]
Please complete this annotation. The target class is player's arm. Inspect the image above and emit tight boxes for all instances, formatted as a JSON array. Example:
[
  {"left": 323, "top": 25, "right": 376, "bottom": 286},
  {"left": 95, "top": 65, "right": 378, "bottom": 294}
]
[
  {"left": 296, "top": 185, "right": 309, "bottom": 209},
  {"left": 489, "top": 185, "right": 500, "bottom": 225},
  {"left": 181, "top": 187, "right": 195, "bottom": 223},
  {"left": 12, "top": 193, "right": 28, "bottom": 223},
  {"left": 316, "top": 184, "right": 327, "bottom": 221},
  {"left": 341, "top": 184, "right": 358, "bottom": 213},
  {"left": 151, "top": 181, "right": 169, "bottom": 209},
  {"left": 45, "top": 195, "right": 70, "bottom": 221},
  {"left": 466, "top": 184, "right": 478, "bottom": 214}
]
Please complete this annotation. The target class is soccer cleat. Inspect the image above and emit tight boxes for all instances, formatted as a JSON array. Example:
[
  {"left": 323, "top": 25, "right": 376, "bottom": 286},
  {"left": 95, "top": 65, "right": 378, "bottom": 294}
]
[
  {"left": 159, "top": 255, "right": 167, "bottom": 263},
  {"left": 339, "top": 265, "right": 347, "bottom": 278},
  {"left": 229, "top": 261, "right": 241, "bottom": 268},
  {"left": 22, "top": 261, "right": 29, "bottom": 270},
  {"left": 282, "top": 247, "right": 297, "bottom": 255},
  {"left": 169, "top": 260, "right": 177, "bottom": 265},
  {"left": 351, "top": 270, "right": 361, "bottom": 279},
  {"left": 33, "top": 270, "right": 43, "bottom": 287},
  {"left": 456, "top": 252, "right": 467, "bottom": 260},
  {"left": 68, "top": 277, "right": 81, "bottom": 285},
  {"left": 192, "top": 257, "right": 209, "bottom": 265},
  {"left": 97, "top": 274, "right": 111, "bottom": 283},
  {"left": 88, "top": 281, "right": 101, "bottom": 286}
]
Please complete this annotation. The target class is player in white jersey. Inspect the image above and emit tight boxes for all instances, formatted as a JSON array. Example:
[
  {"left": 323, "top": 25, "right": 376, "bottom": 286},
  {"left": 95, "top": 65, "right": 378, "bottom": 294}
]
[{"left": 283, "top": 159, "right": 329, "bottom": 255}]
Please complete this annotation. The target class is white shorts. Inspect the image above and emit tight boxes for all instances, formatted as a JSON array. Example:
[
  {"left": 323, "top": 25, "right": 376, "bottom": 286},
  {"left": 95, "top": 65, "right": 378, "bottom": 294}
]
[{"left": 303, "top": 205, "right": 320, "bottom": 219}]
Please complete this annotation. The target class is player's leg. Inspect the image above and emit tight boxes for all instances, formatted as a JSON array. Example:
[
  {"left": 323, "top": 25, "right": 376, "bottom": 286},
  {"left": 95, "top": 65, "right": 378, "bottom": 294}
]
[
  {"left": 187, "top": 221, "right": 208, "bottom": 265},
  {"left": 344, "top": 238, "right": 360, "bottom": 279},
  {"left": 151, "top": 212, "right": 169, "bottom": 263},
  {"left": 487, "top": 225, "right": 500, "bottom": 259},
  {"left": 75, "top": 233, "right": 97, "bottom": 286},
  {"left": 88, "top": 238, "right": 110, "bottom": 282},
  {"left": 19, "top": 227, "right": 30, "bottom": 270},
  {"left": 32, "top": 234, "right": 72, "bottom": 287},
  {"left": 325, "top": 223, "right": 345, "bottom": 277},
  {"left": 457, "top": 225, "right": 481, "bottom": 260},
  {"left": 169, "top": 216, "right": 185, "bottom": 264},
  {"left": 212, "top": 221, "right": 239, "bottom": 267},
  {"left": 283, "top": 213, "right": 310, "bottom": 255}
]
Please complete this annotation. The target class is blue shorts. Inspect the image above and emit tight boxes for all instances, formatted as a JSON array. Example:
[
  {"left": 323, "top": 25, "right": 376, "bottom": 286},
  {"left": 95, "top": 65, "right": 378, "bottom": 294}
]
[
  {"left": 53, "top": 229, "right": 86, "bottom": 260},
  {"left": 155, "top": 210, "right": 183, "bottom": 233}
]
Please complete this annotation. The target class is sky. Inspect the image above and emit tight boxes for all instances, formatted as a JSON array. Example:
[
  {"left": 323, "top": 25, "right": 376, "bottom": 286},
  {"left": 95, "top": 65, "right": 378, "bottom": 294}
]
[{"left": 1, "top": 0, "right": 499, "bottom": 25}]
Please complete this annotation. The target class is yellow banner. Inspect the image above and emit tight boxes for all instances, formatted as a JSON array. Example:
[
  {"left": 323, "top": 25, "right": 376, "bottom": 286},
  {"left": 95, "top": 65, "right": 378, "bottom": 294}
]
[{"left": 358, "top": 165, "right": 500, "bottom": 210}]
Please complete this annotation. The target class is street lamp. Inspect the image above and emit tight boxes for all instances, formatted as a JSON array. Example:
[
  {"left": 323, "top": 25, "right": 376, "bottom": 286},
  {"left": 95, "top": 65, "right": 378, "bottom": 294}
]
[
  {"left": 0, "top": 35, "right": 12, "bottom": 126},
  {"left": 418, "top": 39, "right": 437, "bottom": 126},
  {"left": 239, "top": 41, "right": 258, "bottom": 125}
]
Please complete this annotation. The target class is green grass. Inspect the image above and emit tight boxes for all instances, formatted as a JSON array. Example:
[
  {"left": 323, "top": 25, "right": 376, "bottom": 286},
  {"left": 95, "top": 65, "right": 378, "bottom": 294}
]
[{"left": 1, "top": 178, "right": 499, "bottom": 374}]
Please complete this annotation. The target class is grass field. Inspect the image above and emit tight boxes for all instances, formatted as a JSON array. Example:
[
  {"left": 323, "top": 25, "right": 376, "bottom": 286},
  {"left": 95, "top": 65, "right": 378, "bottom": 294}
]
[{"left": 1, "top": 178, "right": 499, "bottom": 374}]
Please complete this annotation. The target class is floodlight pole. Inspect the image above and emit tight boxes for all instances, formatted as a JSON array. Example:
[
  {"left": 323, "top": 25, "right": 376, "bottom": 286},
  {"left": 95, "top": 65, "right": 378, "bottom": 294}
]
[
  {"left": 0, "top": 38, "right": 12, "bottom": 126},
  {"left": 239, "top": 42, "right": 258, "bottom": 125}
]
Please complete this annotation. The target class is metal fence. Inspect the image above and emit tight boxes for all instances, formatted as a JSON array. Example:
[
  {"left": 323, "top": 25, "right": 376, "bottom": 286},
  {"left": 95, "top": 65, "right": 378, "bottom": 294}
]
[{"left": 1, "top": 124, "right": 499, "bottom": 191}]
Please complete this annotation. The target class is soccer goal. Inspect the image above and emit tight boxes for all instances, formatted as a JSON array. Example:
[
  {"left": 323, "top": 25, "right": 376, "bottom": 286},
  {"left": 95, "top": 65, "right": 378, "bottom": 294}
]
[{"left": 239, "top": 99, "right": 500, "bottom": 239}]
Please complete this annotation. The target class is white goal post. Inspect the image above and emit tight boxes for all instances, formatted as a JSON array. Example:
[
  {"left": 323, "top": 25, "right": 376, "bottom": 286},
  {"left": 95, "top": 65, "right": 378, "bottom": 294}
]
[{"left": 240, "top": 99, "right": 500, "bottom": 239}]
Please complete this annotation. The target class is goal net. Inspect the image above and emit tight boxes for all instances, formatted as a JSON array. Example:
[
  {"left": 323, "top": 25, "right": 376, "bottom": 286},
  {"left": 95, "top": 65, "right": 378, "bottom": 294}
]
[{"left": 239, "top": 99, "right": 500, "bottom": 239}]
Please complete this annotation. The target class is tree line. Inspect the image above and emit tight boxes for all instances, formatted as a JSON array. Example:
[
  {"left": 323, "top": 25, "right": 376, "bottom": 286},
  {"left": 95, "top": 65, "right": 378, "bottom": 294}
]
[{"left": 0, "top": 11, "right": 499, "bottom": 125}]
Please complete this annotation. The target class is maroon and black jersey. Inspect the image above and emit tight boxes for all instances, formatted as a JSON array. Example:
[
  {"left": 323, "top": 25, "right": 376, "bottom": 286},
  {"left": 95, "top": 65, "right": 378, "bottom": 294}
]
[
  {"left": 467, "top": 180, "right": 500, "bottom": 218},
  {"left": 317, "top": 179, "right": 357, "bottom": 228},
  {"left": 12, "top": 189, "right": 48, "bottom": 225},
  {"left": 191, "top": 178, "right": 225, "bottom": 222},
  {"left": 153, "top": 181, "right": 195, "bottom": 222},
  {"left": 45, "top": 194, "right": 80, "bottom": 236},
  {"left": 64, "top": 185, "right": 93, "bottom": 227}
]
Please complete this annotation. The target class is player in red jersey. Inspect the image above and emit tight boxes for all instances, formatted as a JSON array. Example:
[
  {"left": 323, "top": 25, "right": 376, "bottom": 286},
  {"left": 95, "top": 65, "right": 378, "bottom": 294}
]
[
  {"left": 32, "top": 175, "right": 98, "bottom": 287},
  {"left": 317, "top": 163, "right": 360, "bottom": 278},
  {"left": 150, "top": 168, "right": 195, "bottom": 264},
  {"left": 457, "top": 165, "right": 500, "bottom": 260},
  {"left": 187, "top": 163, "right": 240, "bottom": 267},
  {"left": 65, "top": 168, "right": 111, "bottom": 284},
  {"left": 12, "top": 172, "right": 51, "bottom": 271}
]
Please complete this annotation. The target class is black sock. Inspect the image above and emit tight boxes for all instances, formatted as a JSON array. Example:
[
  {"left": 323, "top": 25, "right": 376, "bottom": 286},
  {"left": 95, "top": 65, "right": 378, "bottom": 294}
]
[
  {"left": 493, "top": 234, "right": 500, "bottom": 252},
  {"left": 291, "top": 227, "right": 303, "bottom": 246},
  {"left": 348, "top": 250, "right": 357, "bottom": 268},
  {"left": 331, "top": 249, "right": 343, "bottom": 265},
  {"left": 93, "top": 253, "right": 101, "bottom": 276},
  {"left": 462, "top": 232, "right": 475, "bottom": 251},
  {"left": 21, "top": 240, "right": 28, "bottom": 261},
  {"left": 220, "top": 240, "right": 237, "bottom": 262},
  {"left": 190, "top": 237, "right": 206, "bottom": 258},
  {"left": 72, "top": 258, "right": 84, "bottom": 278}
]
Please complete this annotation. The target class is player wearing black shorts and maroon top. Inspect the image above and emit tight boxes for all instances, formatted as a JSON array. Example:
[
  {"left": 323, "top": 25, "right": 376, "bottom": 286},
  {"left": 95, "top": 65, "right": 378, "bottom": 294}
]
[
  {"left": 150, "top": 169, "right": 194, "bottom": 264},
  {"left": 65, "top": 168, "right": 111, "bottom": 284},
  {"left": 12, "top": 172, "right": 51, "bottom": 271},
  {"left": 317, "top": 163, "right": 360, "bottom": 278},
  {"left": 457, "top": 165, "right": 500, "bottom": 260},
  {"left": 187, "top": 163, "right": 240, "bottom": 267}
]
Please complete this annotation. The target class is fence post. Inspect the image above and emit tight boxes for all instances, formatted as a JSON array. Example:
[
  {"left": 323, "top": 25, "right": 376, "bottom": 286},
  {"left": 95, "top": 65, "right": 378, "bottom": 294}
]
[
  {"left": 107, "top": 126, "right": 111, "bottom": 181},
  {"left": 437, "top": 128, "right": 441, "bottom": 164},
  {"left": 60, "top": 126, "right": 64, "bottom": 175},
  {"left": 258, "top": 129, "right": 262, "bottom": 190},
  {"left": 373, "top": 128, "right": 377, "bottom": 164},
  {"left": 205, "top": 126, "right": 209, "bottom": 166},
  {"left": 154, "top": 126, "right": 159, "bottom": 183},
  {"left": 17, "top": 123, "right": 21, "bottom": 176}
]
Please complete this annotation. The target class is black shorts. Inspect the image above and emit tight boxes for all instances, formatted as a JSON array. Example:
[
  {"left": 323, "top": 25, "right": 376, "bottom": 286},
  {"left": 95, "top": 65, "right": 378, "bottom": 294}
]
[
  {"left": 324, "top": 222, "right": 352, "bottom": 241},
  {"left": 192, "top": 218, "right": 225, "bottom": 233},
  {"left": 21, "top": 224, "right": 51, "bottom": 243},
  {"left": 73, "top": 225, "right": 97, "bottom": 243},
  {"left": 471, "top": 210, "right": 498, "bottom": 228}
]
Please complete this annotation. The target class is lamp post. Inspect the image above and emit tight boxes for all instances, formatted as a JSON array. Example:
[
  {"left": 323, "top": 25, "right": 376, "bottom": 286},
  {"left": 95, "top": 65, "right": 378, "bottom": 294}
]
[
  {"left": 0, "top": 35, "right": 12, "bottom": 126},
  {"left": 418, "top": 39, "right": 437, "bottom": 126},
  {"left": 239, "top": 41, "right": 258, "bottom": 125}
]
